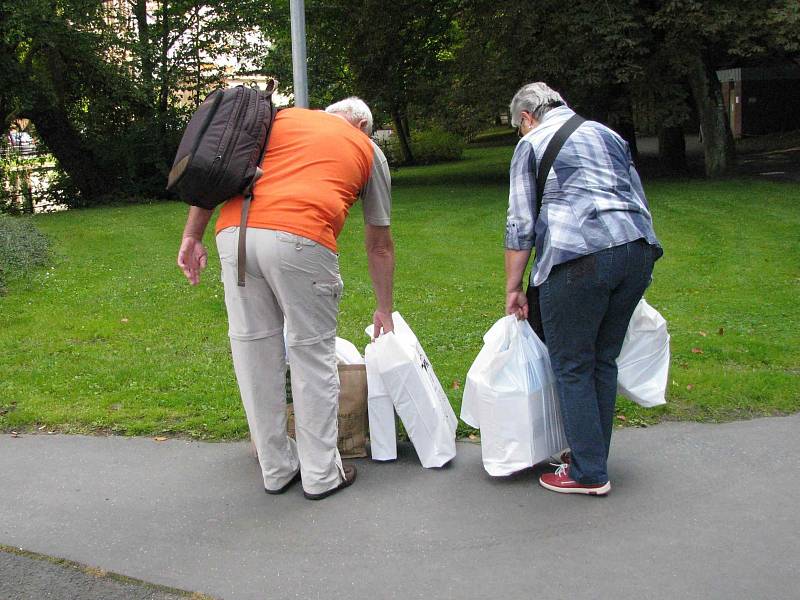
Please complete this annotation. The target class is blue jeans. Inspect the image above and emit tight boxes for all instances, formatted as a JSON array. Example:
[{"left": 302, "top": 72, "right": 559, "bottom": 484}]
[{"left": 539, "top": 240, "right": 656, "bottom": 484}]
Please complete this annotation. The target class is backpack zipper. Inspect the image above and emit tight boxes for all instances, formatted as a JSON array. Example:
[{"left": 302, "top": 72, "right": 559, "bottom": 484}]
[
  {"left": 207, "top": 87, "right": 247, "bottom": 185},
  {"left": 170, "top": 89, "right": 223, "bottom": 191},
  {"left": 221, "top": 90, "right": 260, "bottom": 189}
]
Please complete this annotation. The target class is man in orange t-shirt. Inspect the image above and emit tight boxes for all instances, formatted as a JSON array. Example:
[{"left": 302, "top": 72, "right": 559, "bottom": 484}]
[{"left": 177, "top": 97, "right": 394, "bottom": 500}]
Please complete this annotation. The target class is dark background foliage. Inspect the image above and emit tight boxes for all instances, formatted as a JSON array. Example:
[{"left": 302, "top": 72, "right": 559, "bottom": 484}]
[{"left": 1, "top": 0, "right": 799, "bottom": 210}]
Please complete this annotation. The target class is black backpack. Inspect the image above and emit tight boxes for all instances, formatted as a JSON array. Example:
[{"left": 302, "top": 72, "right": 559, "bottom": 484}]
[{"left": 167, "top": 82, "right": 278, "bottom": 286}]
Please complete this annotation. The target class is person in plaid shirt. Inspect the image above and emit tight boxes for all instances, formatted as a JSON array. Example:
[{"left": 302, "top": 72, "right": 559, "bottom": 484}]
[{"left": 504, "top": 82, "right": 663, "bottom": 496}]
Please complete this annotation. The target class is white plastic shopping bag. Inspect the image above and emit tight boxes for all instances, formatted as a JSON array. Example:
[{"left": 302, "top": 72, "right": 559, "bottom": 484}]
[
  {"left": 366, "top": 313, "right": 457, "bottom": 468},
  {"left": 616, "top": 299, "right": 670, "bottom": 408},
  {"left": 461, "top": 316, "right": 567, "bottom": 476},
  {"left": 364, "top": 341, "right": 397, "bottom": 461}
]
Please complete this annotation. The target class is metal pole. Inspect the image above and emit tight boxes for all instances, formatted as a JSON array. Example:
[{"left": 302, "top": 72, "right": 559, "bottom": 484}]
[{"left": 290, "top": 0, "right": 309, "bottom": 108}]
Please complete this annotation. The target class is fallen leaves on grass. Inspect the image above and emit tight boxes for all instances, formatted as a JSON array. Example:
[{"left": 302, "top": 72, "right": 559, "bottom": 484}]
[
  {"left": 687, "top": 384, "right": 695, "bottom": 391},
  {"left": 699, "top": 331, "right": 707, "bottom": 337},
  {"left": 153, "top": 436, "right": 168, "bottom": 442},
  {"left": 691, "top": 347, "right": 704, "bottom": 354}
]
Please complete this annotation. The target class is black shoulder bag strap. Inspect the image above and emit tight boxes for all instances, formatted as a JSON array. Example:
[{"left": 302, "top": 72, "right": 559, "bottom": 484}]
[
  {"left": 534, "top": 113, "right": 585, "bottom": 217},
  {"left": 525, "top": 113, "right": 585, "bottom": 342}
]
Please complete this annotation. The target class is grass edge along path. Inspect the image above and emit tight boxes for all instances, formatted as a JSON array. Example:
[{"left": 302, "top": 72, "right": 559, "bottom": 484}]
[
  {"left": 1, "top": 146, "right": 798, "bottom": 439},
  {"left": 0, "top": 544, "right": 216, "bottom": 600}
]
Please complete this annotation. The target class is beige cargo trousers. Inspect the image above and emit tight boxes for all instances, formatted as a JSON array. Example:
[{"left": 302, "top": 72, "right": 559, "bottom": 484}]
[{"left": 216, "top": 226, "right": 346, "bottom": 495}]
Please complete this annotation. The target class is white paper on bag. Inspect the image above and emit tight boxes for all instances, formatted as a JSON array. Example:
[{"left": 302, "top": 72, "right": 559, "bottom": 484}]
[
  {"left": 616, "top": 299, "right": 670, "bottom": 408},
  {"left": 366, "top": 313, "right": 457, "bottom": 468},
  {"left": 461, "top": 316, "right": 567, "bottom": 476},
  {"left": 364, "top": 342, "right": 397, "bottom": 460}
]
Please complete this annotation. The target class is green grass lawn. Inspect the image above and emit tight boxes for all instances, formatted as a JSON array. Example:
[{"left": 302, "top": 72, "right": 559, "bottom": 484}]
[{"left": 1, "top": 145, "right": 798, "bottom": 439}]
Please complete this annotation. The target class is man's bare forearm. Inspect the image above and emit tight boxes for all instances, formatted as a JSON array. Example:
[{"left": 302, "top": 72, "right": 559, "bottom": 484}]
[
  {"left": 365, "top": 225, "right": 395, "bottom": 313},
  {"left": 182, "top": 206, "right": 214, "bottom": 240}
]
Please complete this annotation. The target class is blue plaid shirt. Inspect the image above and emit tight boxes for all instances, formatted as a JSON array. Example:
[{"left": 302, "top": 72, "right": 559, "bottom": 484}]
[{"left": 506, "top": 106, "right": 662, "bottom": 286}]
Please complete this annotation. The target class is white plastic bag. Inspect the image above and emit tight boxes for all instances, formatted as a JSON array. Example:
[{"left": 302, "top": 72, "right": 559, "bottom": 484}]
[
  {"left": 336, "top": 337, "right": 365, "bottom": 365},
  {"left": 366, "top": 313, "right": 457, "bottom": 468},
  {"left": 461, "top": 316, "right": 567, "bottom": 476},
  {"left": 364, "top": 342, "right": 397, "bottom": 461},
  {"left": 616, "top": 299, "right": 670, "bottom": 408}
]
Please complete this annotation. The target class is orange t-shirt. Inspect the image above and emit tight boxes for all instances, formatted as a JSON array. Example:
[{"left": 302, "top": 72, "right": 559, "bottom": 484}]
[{"left": 215, "top": 108, "right": 375, "bottom": 252}]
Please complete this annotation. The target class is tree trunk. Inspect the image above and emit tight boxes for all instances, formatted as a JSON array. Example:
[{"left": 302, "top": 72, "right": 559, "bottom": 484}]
[
  {"left": 391, "top": 109, "right": 414, "bottom": 165},
  {"left": 133, "top": 0, "right": 154, "bottom": 94},
  {"left": 613, "top": 118, "right": 639, "bottom": 163},
  {"left": 658, "top": 125, "right": 687, "bottom": 172},
  {"left": 28, "top": 104, "right": 109, "bottom": 202},
  {"left": 687, "top": 51, "right": 735, "bottom": 177},
  {"left": 157, "top": 1, "right": 172, "bottom": 167},
  {"left": 606, "top": 85, "right": 639, "bottom": 162}
]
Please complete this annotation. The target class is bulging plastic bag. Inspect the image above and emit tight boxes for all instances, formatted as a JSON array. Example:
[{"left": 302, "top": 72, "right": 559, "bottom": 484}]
[
  {"left": 616, "top": 299, "right": 670, "bottom": 408},
  {"left": 366, "top": 313, "right": 457, "bottom": 468},
  {"left": 336, "top": 337, "right": 365, "bottom": 365},
  {"left": 461, "top": 316, "right": 567, "bottom": 476}
]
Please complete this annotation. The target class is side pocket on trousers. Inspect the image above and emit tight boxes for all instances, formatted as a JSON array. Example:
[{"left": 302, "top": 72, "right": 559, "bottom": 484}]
[
  {"left": 312, "top": 279, "right": 343, "bottom": 299},
  {"left": 216, "top": 227, "right": 238, "bottom": 265}
]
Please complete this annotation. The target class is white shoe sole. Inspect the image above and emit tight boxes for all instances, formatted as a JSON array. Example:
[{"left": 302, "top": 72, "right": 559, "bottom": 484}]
[{"left": 539, "top": 478, "right": 611, "bottom": 496}]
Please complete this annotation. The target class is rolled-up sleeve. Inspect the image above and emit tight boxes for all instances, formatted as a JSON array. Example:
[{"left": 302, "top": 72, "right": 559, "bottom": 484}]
[
  {"left": 505, "top": 140, "right": 536, "bottom": 250},
  {"left": 362, "top": 142, "right": 392, "bottom": 226}
]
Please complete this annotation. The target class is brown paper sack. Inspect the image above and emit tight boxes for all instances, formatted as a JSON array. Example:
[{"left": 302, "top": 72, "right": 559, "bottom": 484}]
[{"left": 285, "top": 364, "right": 368, "bottom": 459}]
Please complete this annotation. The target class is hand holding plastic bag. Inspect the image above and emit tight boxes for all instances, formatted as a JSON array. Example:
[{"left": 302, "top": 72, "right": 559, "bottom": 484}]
[
  {"left": 462, "top": 316, "right": 567, "bottom": 476},
  {"left": 366, "top": 313, "right": 457, "bottom": 468}
]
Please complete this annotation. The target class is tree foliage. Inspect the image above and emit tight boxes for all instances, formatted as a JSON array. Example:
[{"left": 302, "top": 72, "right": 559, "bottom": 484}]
[
  {"left": 258, "top": 0, "right": 461, "bottom": 164},
  {"left": 3, "top": 0, "right": 800, "bottom": 204},
  {"left": 454, "top": 0, "right": 800, "bottom": 175},
  {"left": 0, "top": 0, "right": 270, "bottom": 206}
]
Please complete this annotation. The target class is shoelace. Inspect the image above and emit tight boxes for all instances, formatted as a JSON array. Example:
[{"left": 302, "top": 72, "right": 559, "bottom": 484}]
[
  {"left": 555, "top": 463, "right": 570, "bottom": 477},
  {"left": 548, "top": 452, "right": 570, "bottom": 468}
]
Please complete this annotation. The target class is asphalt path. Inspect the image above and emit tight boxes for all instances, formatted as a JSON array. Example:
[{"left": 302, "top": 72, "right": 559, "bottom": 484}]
[
  {"left": 2, "top": 414, "right": 798, "bottom": 600},
  {"left": 0, "top": 548, "right": 201, "bottom": 600}
]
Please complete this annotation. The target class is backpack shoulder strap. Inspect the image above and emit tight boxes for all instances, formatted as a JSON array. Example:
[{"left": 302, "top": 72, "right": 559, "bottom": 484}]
[{"left": 535, "top": 114, "right": 585, "bottom": 216}]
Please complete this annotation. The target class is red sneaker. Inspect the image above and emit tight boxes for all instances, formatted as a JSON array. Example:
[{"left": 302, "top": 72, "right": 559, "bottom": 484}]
[{"left": 539, "top": 464, "right": 611, "bottom": 496}]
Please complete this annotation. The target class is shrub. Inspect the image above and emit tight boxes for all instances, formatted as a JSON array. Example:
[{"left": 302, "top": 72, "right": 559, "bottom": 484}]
[
  {"left": 411, "top": 129, "right": 466, "bottom": 165},
  {"left": 385, "top": 128, "right": 465, "bottom": 166},
  {"left": 0, "top": 214, "right": 50, "bottom": 293}
]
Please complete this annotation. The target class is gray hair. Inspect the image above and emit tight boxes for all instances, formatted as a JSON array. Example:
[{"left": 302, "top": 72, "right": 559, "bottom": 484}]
[
  {"left": 325, "top": 97, "right": 374, "bottom": 136},
  {"left": 509, "top": 82, "right": 567, "bottom": 127}
]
